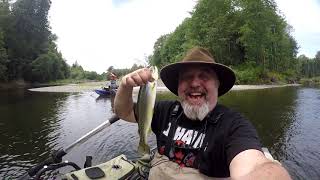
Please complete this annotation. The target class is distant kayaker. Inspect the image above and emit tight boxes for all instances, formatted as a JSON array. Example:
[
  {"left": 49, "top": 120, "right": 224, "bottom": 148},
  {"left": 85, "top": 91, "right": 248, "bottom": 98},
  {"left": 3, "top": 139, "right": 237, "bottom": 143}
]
[
  {"left": 107, "top": 72, "right": 118, "bottom": 90},
  {"left": 114, "top": 47, "right": 291, "bottom": 179}
]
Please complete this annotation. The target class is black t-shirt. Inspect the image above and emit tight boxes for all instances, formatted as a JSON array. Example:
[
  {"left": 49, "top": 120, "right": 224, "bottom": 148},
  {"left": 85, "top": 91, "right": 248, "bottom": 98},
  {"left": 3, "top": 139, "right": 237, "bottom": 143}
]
[{"left": 151, "top": 100, "right": 262, "bottom": 177}]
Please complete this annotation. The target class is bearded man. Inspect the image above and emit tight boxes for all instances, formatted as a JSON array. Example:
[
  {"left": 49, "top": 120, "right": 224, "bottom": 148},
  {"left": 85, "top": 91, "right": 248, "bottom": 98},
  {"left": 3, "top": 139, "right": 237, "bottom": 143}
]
[{"left": 114, "top": 47, "right": 291, "bottom": 179}]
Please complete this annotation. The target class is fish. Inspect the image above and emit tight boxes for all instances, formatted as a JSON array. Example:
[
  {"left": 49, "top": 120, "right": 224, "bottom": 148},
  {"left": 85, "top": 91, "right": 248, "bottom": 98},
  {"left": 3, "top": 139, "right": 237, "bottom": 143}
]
[{"left": 136, "top": 66, "right": 158, "bottom": 155}]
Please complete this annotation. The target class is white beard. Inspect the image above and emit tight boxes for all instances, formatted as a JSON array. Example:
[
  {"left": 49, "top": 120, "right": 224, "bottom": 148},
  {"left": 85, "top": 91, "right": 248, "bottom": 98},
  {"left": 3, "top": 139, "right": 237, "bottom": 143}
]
[{"left": 180, "top": 100, "right": 210, "bottom": 121}]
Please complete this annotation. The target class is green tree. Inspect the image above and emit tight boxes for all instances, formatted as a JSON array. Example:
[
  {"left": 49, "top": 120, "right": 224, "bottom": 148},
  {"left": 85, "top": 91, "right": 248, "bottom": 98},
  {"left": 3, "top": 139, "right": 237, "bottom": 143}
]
[
  {"left": 315, "top": 51, "right": 320, "bottom": 61},
  {"left": 70, "top": 61, "right": 85, "bottom": 80},
  {"left": 30, "top": 34, "right": 70, "bottom": 82},
  {"left": 85, "top": 71, "right": 100, "bottom": 80},
  {"left": 149, "top": 0, "right": 298, "bottom": 81},
  {"left": 130, "top": 63, "right": 143, "bottom": 71},
  {"left": 298, "top": 55, "right": 316, "bottom": 77},
  {"left": 31, "top": 50, "right": 67, "bottom": 82},
  {"left": 189, "top": 0, "right": 243, "bottom": 65},
  {"left": 0, "top": 0, "right": 11, "bottom": 81},
  {"left": 5, "top": 0, "right": 52, "bottom": 80},
  {"left": 149, "top": 34, "right": 170, "bottom": 67},
  {"left": 0, "top": 31, "right": 7, "bottom": 81}
]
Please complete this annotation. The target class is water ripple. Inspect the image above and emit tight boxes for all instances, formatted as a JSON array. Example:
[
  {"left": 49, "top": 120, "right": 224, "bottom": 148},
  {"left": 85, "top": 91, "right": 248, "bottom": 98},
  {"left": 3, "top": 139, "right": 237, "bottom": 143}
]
[{"left": 1, "top": 88, "right": 320, "bottom": 179}]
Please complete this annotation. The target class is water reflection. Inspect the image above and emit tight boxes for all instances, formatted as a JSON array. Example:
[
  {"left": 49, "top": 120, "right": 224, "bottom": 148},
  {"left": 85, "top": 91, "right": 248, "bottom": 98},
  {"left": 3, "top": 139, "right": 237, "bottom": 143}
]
[
  {"left": 0, "top": 90, "right": 68, "bottom": 177},
  {"left": 156, "top": 86, "right": 320, "bottom": 180},
  {"left": 0, "top": 91, "right": 123, "bottom": 178},
  {"left": 1, "top": 87, "right": 320, "bottom": 179},
  {"left": 95, "top": 94, "right": 115, "bottom": 112},
  {"left": 279, "top": 88, "right": 320, "bottom": 179},
  {"left": 219, "top": 87, "right": 299, "bottom": 148}
]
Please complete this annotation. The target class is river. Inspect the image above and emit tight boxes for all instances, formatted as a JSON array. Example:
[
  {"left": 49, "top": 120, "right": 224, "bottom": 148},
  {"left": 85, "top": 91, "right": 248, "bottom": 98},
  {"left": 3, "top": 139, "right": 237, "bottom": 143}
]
[{"left": 0, "top": 86, "right": 319, "bottom": 179}]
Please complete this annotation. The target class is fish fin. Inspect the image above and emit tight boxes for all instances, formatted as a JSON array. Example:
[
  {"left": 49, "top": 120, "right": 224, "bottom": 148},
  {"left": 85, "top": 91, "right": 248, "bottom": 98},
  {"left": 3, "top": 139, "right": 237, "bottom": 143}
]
[{"left": 138, "top": 139, "right": 150, "bottom": 155}]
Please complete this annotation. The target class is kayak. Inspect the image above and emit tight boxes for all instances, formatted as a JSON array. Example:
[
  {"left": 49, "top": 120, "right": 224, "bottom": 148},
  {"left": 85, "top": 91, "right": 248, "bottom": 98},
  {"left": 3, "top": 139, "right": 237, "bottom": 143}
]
[
  {"left": 17, "top": 115, "right": 278, "bottom": 180},
  {"left": 63, "top": 148, "right": 276, "bottom": 180},
  {"left": 63, "top": 154, "right": 137, "bottom": 180},
  {"left": 63, "top": 153, "right": 152, "bottom": 180},
  {"left": 94, "top": 88, "right": 116, "bottom": 96}
]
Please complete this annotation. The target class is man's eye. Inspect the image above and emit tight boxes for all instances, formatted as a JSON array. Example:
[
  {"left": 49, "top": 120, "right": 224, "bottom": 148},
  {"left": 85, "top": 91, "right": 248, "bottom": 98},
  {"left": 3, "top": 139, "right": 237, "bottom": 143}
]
[
  {"left": 180, "top": 74, "right": 191, "bottom": 80},
  {"left": 199, "top": 73, "right": 209, "bottom": 80}
]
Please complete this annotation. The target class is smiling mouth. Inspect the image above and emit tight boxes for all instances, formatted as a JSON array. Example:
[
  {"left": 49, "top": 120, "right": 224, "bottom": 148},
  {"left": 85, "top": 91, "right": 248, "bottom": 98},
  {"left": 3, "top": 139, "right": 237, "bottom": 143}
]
[{"left": 186, "top": 92, "right": 206, "bottom": 103}]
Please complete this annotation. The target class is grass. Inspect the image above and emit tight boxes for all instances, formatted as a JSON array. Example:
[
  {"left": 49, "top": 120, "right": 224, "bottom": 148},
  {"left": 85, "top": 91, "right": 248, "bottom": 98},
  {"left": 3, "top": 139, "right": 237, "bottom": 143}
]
[{"left": 300, "top": 77, "right": 320, "bottom": 87}]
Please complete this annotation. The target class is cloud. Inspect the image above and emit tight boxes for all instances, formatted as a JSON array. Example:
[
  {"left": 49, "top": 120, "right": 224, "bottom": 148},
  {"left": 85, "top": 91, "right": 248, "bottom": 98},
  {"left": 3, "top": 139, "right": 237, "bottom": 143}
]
[
  {"left": 49, "top": 0, "right": 196, "bottom": 73},
  {"left": 112, "top": 0, "right": 132, "bottom": 8},
  {"left": 276, "top": 0, "right": 320, "bottom": 57},
  {"left": 49, "top": 0, "right": 320, "bottom": 73}
]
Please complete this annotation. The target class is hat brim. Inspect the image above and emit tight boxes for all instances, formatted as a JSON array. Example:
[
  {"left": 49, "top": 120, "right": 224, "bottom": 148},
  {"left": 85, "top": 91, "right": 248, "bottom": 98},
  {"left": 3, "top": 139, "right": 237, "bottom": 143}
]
[{"left": 160, "top": 61, "right": 236, "bottom": 96}]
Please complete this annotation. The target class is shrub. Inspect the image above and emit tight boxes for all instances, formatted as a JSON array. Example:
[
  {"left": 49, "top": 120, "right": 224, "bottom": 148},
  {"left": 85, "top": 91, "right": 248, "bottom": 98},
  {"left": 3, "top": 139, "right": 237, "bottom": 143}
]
[{"left": 233, "top": 61, "right": 264, "bottom": 84}]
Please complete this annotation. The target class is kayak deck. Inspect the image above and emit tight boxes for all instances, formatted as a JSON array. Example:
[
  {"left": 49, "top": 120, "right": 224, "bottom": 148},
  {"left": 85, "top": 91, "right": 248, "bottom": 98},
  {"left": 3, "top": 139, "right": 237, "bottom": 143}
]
[
  {"left": 62, "top": 147, "right": 278, "bottom": 180},
  {"left": 63, "top": 155, "right": 135, "bottom": 180}
]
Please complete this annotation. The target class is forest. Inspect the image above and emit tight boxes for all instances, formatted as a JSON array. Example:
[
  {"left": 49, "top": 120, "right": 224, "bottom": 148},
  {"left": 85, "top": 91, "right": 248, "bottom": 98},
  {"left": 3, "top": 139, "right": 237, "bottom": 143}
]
[
  {"left": 0, "top": 0, "right": 319, "bottom": 85},
  {"left": 148, "top": 0, "right": 320, "bottom": 84},
  {"left": 0, "top": 0, "right": 70, "bottom": 82}
]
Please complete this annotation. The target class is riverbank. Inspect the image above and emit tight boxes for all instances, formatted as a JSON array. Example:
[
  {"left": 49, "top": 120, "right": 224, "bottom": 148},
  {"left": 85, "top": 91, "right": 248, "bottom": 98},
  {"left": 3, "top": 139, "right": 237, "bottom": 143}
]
[
  {"left": 0, "top": 80, "right": 31, "bottom": 90},
  {"left": 28, "top": 80, "right": 300, "bottom": 93},
  {"left": 28, "top": 81, "right": 106, "bottom": 93}
]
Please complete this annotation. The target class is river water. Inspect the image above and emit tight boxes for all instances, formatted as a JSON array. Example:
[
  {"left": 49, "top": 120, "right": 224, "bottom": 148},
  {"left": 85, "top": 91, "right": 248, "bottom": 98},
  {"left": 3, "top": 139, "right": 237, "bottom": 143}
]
[{"left": 0, "top": 86, "right": 319, "bottom": 179}]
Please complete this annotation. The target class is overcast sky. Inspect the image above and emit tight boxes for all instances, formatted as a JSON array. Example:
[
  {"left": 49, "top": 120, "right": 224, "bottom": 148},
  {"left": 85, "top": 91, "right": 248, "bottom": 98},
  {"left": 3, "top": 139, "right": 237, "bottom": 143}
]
[{"left": 49, "top": 0, "right": 320, "bottom": 74}]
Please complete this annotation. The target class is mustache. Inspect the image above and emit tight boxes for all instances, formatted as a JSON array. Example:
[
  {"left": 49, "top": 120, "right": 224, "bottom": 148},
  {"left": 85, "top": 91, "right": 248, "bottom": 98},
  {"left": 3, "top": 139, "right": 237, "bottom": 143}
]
[{"left": 184, "top": 88, "right": 207, "bottom": 95}]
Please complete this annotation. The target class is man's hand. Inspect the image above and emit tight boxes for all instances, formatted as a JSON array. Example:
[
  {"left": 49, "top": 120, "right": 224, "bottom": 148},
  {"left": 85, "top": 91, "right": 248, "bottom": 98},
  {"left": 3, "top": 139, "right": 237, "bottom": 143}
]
[
  {"left": 230, "top": 149, "right": 291, "bottom": 180},
  {"left": 121, "top": 67, "right": 154, "bottom": 89},
  {"left": 114, "top": 68, "right": 154, "bottom": 123}
]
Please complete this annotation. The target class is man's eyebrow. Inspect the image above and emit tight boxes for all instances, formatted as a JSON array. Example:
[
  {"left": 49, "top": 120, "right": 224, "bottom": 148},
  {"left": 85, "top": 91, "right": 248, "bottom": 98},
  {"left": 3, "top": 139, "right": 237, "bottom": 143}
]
[{"left": 200, "top": 67, "right": 214, "bottom": 74}]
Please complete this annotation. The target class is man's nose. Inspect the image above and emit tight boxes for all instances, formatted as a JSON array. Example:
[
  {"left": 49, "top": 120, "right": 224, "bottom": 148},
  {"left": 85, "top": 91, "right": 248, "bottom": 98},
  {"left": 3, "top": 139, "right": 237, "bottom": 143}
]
[{"left": 190, "top": 76, "right": 201, "bottom": 87}]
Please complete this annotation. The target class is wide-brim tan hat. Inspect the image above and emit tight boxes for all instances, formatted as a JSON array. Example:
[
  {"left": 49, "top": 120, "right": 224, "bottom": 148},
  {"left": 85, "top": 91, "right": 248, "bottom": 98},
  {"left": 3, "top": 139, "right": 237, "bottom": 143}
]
[{"left": 160, "top": 47, "right": 236, "bottom": 96}]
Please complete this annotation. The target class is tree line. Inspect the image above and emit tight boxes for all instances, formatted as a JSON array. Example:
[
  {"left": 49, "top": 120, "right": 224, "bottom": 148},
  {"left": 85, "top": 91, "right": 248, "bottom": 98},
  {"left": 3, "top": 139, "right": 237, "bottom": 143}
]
[
  {"left": 0, "top": 0, "right": 71, "bottom": 82},
  {"left": 298, "top": 52, "right": 320, "bottom": 78},
  {"left": 148, "top": 0, "right": 319, "bottom": 84},
  {"left": 106, "top": 64, "right": 144, "bottom": 79},
  {"left": 1, "top": 0, "right": 319, "bottom": 85},
  {"left": 0, "top": 0, "right": 144, "bottom": 83},
  {"left": 0, "top": 0, "right": 111, "bottom": 83}
]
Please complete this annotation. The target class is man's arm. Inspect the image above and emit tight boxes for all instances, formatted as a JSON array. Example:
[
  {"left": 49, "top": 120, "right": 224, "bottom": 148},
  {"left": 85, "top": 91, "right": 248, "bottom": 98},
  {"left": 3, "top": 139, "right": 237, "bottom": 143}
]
[
  {"left": 114, "top": 81, "right": 136, "bottom": 122},
  {"left": 114, "top": 68, "right": 153, "bottom": 123},
  {"left": 229, "top": 149, "right": 291, "bottom": 179}
]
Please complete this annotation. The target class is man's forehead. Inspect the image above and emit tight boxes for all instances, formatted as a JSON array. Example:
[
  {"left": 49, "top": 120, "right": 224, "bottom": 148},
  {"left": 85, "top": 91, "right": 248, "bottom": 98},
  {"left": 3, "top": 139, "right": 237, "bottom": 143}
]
[{"left": 179, "top": 65, "right": 216, "bottom": 75}]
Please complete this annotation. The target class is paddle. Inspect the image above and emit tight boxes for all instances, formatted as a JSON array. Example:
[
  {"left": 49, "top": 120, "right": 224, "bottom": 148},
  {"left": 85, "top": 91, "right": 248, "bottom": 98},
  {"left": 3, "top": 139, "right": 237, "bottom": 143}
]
[{"left": 18, "top": 115, "right": 120, "bottom": 180}]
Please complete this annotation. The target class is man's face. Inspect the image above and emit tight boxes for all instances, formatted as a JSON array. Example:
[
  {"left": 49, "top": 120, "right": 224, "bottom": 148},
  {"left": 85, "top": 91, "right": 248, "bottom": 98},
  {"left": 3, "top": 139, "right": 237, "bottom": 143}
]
[{"left": 177, "top": 66, "right": 219, "bottom": 120}]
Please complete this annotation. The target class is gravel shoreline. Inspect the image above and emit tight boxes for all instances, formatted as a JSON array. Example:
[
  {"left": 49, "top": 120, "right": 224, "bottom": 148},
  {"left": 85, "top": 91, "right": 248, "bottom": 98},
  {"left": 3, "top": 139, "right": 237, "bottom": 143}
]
[{"left": 28, "top": 80, "right": 300, "bottom": 93}]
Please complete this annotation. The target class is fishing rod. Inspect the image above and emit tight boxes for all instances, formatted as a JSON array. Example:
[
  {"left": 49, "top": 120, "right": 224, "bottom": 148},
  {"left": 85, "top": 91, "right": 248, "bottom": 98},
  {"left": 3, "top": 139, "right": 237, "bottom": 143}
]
[{"left": 18, "top": 115, "right": 120, "bottom": 180}]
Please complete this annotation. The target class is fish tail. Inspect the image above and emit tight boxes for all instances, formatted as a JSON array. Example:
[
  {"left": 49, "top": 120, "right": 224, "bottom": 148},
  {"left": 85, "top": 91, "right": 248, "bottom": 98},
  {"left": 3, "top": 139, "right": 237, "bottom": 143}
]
[{"left": 138, "top": 139, "right": 150, "bottom": 155}]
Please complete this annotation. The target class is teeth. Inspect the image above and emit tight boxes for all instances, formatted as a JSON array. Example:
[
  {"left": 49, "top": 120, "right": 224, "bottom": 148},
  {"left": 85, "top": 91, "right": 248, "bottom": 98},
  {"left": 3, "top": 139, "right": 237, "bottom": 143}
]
[{"left": 190, "top": 92, "right": 202, "bottom": 96}]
